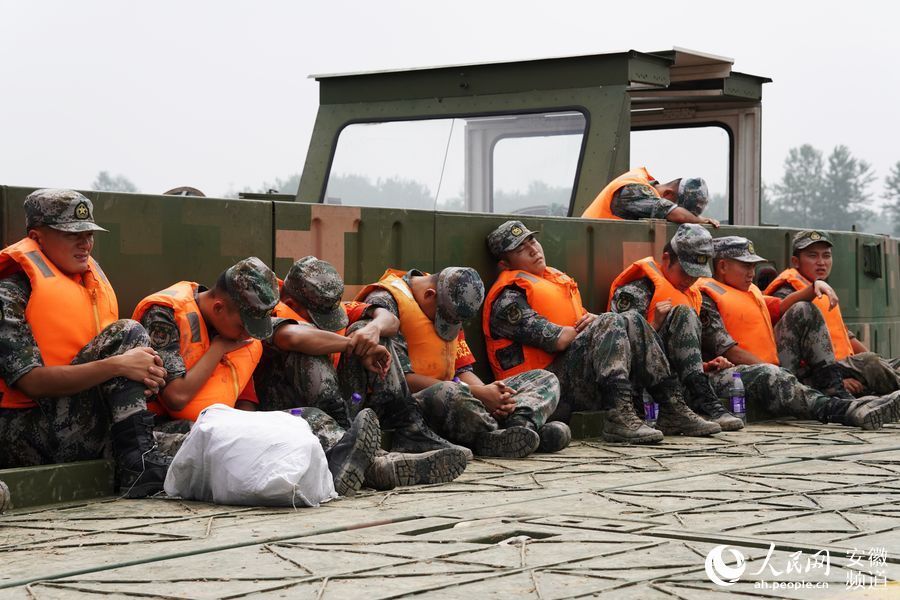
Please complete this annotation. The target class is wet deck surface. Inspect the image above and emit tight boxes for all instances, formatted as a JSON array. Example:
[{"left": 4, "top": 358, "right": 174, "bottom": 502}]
[{"left": 2, "top": 421, "right": 900, "bottom": 599}]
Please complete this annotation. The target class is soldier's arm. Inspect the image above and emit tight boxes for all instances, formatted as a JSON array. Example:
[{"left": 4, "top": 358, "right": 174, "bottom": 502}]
[
  {"left": 850, "top": 336, "right": 868, "bottom": 353},
  {"left": 777, "top": 281, "right": 839, "bottom": 318},
  {"left": 272, "top": 321, "right": 352, "bottom": 356},
  {"left": 142, "top": 306, "right": 247, "bottom": 412},
  {"left": 4, "top": 274, "right": 165, "bottom": 398},
  {"left": 610, "top": 280, "right": 653, "bottom": 316},
  {"left": 610, "top": 184, "right": 677, "bottom": 220},
  {"left": 488, "top": 285, "right": 570, "bottom": 353},
  {"left": 345, "top": 306, "right": 399, "bottom": 357}
]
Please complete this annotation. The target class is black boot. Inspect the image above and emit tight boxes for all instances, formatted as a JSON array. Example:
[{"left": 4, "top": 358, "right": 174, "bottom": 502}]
[
  {"left": 818, "top": 396, "right": 894, "bottom": 430},
  {"left": 324, "top": 408, "right": 381, "bottom": 497},
  {"left": 381, "top": 395, "right": 474, "bottom": 461},
  {"left": 810, "top": 362, "right": 854, "bottom": 400},
  {"left": 110, "top": 410, "right": 172, "bottom": 499},
  {"left": 683, "top": 372, "right": 744, "bottom": 431}
]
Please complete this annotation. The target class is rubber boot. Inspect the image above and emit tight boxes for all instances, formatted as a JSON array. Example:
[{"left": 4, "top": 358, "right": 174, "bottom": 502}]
[
  {"left": 601, "top": 384, "right": 664, "bottom": 444},
  {"left": 110, "top": 410, "right": 173, "bottom": 498},
  {"left": 683, "top": 372, "right": 744, "bottom": 431},
  {"left": 325, "top": 408, "right": 381, "bottom": 496},
  {"left": 821, "top": 396, "right": 895, "bottom": 430},
  {"left": 651, "top": 378, "right": 722, "bottom": 437},
  {"left": 537, "top": 422, "right": 572, "bottom": 453},
  {"left": 383, "top": 395, "right": 474, "bottom": 461},
  {"left": 474, "top": 426, "right": 540, "bottom": 458},
  {"left": 364, "top": 448, "right": 468, "bottom": 491},
  {"left": 810, "top": 362, "right": 854, "bottom": 400},
  {"left": 0, "top": 480, "right": 10, "bottom": 514}
]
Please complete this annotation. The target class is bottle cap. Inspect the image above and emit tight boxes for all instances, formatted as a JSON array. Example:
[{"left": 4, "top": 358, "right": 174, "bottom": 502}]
[
  {"left": 289, "top": 407, "right": 303, "bottom": 416},
  {"left": 351, "top": 393, "right": 363, "bottom": 404}
]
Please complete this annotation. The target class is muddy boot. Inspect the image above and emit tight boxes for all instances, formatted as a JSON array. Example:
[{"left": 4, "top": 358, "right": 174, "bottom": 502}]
[
  {"left": 110, "top": 410, "right": 173, "bottom": 499},
  {"left": 364, "top": 448, "right": 468, "bottom": 491},
  {"left": 0, "top": 480, "right": 10, "bottom": 514},
  {"left": 874, "top": 390, "right": 900, "bottom": 422},
  {"left": 602, "top": 385, "right": 663, "bottom": 444},
  {"left": 474, "top": 426, "right": 540, "bottom": 458},
  {"left": 537, "top": 422, "right": 572, "bottom": 452},
  {"left": 823, "top": 396, "right": 895, "bottom": 430},
  {"left": 683, "top": 372, "right": 744, "bottom": 431},
  {"left": 386, "top": 396, "right": 474, "bottom": 461},
  {"left": 652, "top": 379, "right": 722, "bottom": 437},
  {"left": 810, "top": 362, "right": 855, "bottom": 400},
  {"left": 325, "top": 408, "right": 381, "bottom": 496}
]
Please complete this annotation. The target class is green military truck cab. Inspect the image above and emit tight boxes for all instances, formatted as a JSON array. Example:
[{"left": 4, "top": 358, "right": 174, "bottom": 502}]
[{"left": 2, "top": 48, "right": 897, "bottom": 510}]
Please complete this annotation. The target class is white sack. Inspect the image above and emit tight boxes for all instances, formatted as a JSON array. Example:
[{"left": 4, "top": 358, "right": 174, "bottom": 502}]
[{"left": 164, "top": 404, "right": 337, "bottom": 507}]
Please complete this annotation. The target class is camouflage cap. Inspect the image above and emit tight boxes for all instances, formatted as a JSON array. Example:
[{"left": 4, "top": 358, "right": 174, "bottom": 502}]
[
  {"left": 669, "top": 224, "right": 713, "bottom": 277},
  {"left": 222, "top": 257, "right": 279, "bottom": 340},
  {"left": 24, "top": 189, "right": 107, "bottom": 233},
  {"left": 283, "top": 256, "right": 348, "bottom": 332},
  {"left": 792, "top": 230, "right": 833, "bottom": 252},
  {"left": 676, "top": 177, "right": 709, "bottom": 216},
  {"left": 486, "top": 220, "right": 539, "bottom": 260},
  {"left": 712, "top": 236, "right": 767, "bottom": 264},
  {"left": 434, "top": 267, "right": 485, "bottom": 341}
]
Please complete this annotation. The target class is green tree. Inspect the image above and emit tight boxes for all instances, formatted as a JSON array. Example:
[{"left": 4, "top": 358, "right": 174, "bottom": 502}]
[
  {"left": 821, "top": 145, "right": 875, "bottom": 228},
  {"left": 883, "top": 161, "right": 900, "bottom": 236},
  {"left": 92, "top": 171, "right": 138, "bottom": 193},
  {"left": 769, "top": 144, "right": 824, "bottom": 227}
]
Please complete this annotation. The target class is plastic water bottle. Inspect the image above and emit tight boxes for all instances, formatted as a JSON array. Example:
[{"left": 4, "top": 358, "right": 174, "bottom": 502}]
[
  {"left": 730, "top": 372, "right": 746, "bottom": 423},
  {"left": 351, "top": 393, "right": 363, "bottom": 406},
  {"left": 642, "top": 391, "right": 658, "bottom": 428}
]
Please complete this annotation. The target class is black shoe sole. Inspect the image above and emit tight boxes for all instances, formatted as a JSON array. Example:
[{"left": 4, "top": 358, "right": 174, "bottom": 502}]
[
  {"left": 333, "top": 410, "right": 381, "bottom": 496},
  {"left": 474, "top": 427, "right": 540, "bottom": 458}
]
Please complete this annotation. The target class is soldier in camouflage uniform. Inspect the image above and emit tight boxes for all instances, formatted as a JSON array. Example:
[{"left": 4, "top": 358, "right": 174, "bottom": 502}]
[
  {"left": 0, "top": 189, "right": 171, "bottom": 498},
  {"left": 360, "top": 266, "right": 570, "bottom": 458},
  {"left": 257, "top": 256, "right": 468, "bottom": 490},
  {"left": 582, "top": 168, "right": 720, "bottom": 227},
  {"left": 765, "top": 230, "right": 900, "bottom": 396},
  {"left": 137, "top": 257, "right": 382, "bottom": 496},
  {"left": 699, "top": 236, "right": 898, "bottom": 429},
  {"left": 484, "top": 220, "right": 721, "bottom": 444},
  {"left": 609, "top": 224, "right": 744, "bottom": 430}
]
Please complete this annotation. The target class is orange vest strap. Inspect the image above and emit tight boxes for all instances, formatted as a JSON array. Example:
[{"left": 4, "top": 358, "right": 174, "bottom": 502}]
[{"left": 608, "top": 257, "right": 701, "bottom": 317}]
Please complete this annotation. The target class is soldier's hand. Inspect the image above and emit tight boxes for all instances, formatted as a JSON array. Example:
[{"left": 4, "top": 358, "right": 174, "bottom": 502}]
[
  {"left": 652, "top": 300, "right": 673, "bottom": 330},
  {"left": 117, "top": 347, "right": 167, "bottom": 395},
  {"left": 471, "top": 383, "right": 511, "bottom": 413},
  {"left": 843, "top": 377, "right": 864, "bottom": 395},
  {"left": 703, "top": 217, "right": 720, "bottom": 228},
  {"left": 347, "top": 324, "right": 381, "bottom": 356},
  {"left": 703, "top": 356, "right": 733, "bottom": 372},
  {"left": 813, "top": 280, "right": 839, "bottom": 310},
  {"left": 361, "top": 345, "right": 392, "bottom": 378},
  {"left": 574, "top": 312, "right": 596, "bottom": 333}
]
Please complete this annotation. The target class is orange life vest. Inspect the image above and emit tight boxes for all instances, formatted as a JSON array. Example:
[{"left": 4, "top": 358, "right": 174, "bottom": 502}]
[
  {"left": 133, "top": 282, "right": 262, "bottom": 421},
  {"left": 581, "top": 167, "right": 658, "bottom": 220},
  {"left": 357, "top": 269, "right": 457, "bottom": 381},
  {"left": 0, "top": 237, "right": 118, "bottom": 409},
  {"left": 483, "top": 267, "right": 586, "bottom": 379},
  {"left": 607, "top": 257, "right": 701, "bottom": 318},
  {"left": 699, "top": 278, "right": 779, "bottom": 365}
]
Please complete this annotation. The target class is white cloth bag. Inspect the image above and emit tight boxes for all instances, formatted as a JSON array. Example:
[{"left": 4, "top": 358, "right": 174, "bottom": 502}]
[{"left": 164, "top": 404, "right": 337, "bottom": 507}]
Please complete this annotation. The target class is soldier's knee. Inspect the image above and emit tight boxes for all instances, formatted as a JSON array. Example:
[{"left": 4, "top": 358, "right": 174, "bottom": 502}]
[
  {"left": 104, "top": 319, "right": 150, "bottom": 348},
  {"left": 783, "top": 301, "right": 818, "bottom": 321}
]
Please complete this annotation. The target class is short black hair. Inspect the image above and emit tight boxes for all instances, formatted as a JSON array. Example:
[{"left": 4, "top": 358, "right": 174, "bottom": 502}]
[{"left": 662, "top": 242, "right": 680, "bottom": 266}]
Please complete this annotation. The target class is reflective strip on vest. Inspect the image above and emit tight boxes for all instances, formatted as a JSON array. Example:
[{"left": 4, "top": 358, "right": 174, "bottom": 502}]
[
  {"left": 581, "top": 167, "right": 657, "bottom": 220},
  {"left": 483, "top": 267, "right": 586, "bottom": 380},
  {"left": 608, "top": 256, "right": 701, "bottom": 318},
  {"left": 699, "top": 278, "right": 779, "bottom": 365},
  {"left": 764, "top": 268, "right": 854, "bottom": 360},
  {"left": 358, "top": 271, "right": 457, "bottom": 381},
  {"left": 133, "top": 281, "right": 262, "bottom": 421},
  {"left": 0, "top": 237, "right": 118, "bottom": 409}
]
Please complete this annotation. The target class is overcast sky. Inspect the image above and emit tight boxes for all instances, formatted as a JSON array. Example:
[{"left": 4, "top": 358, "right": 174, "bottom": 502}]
[{"left": 1, "top": 1, "right": 897, "bottom": 200}]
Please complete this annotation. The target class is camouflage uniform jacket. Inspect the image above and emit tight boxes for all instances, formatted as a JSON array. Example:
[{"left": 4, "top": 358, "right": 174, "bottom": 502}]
[
  {"left": 768, "top": 283, "right": 857, "bottom": 340},
  {"left": 487, "top": 285, "right": 564, "bottom": 355},
  {"left": 610, "top": 183, "right": 677, "bottom": 220},
  {"left": 362, "top": 269, "right": 474, "bottom": 376},
  {"left": 0, "top": 272, "right": 44, "bottom": 388},
  {"left": 609, "top": 277, "right": 655, "bottom": 316},
  {"left": 698, "top": 291, "right": 740, "bottom": 361}
]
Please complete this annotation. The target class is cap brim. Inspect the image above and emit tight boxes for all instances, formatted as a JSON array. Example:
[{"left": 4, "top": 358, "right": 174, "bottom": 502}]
[
  {"left": 733, "top": 254, "right": 767, "bottom": 264},
  {"left": 502, "top": 231, "right": 538, "bottom": 255},
  {"left": 241, "top": 311, "right": 274, "bottom": 340},
  {"left": 681, "top": 261, "right": 713, "bottom": 278},
  {"left": 434, "top": 312, "right": 462, "bottom": 342},
  {"left": 308, "top": 305, "right": 350, "bottom": 332},
  {"left": 49, "top": 222, "right": 108, "bottom": 233}
]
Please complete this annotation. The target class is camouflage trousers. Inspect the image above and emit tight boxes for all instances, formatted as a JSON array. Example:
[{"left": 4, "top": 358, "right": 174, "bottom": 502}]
[
  {"left": 546, "top": 311, "right": 671, "bottom": 418},
  {"left": 414, "top": 370, "right": 559, "bottom": 447},
  {"left": 775, "top": 302, "right": 837, "bottom": 380},
  {"left": 0, "top": 319, "right": 151, "bottom": 468},
  {"left": 658, "top": 304, "right": 706, "bottom": 380},
  {"left": 254, "top": 348, "right": 350, "bottom": 428},
  {"left": 708, "top": 364, "right": 829, "bottom": 420},
  {"left": 838, "top": 352, "right": 900, "bottom": 396}
]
